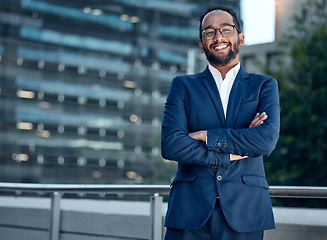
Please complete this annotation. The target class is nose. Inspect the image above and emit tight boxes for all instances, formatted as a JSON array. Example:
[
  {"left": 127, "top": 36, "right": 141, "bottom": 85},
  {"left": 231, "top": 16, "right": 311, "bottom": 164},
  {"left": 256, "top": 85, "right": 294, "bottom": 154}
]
[{"left": 213, "top": 29, "right": 224, "bottom": 40}]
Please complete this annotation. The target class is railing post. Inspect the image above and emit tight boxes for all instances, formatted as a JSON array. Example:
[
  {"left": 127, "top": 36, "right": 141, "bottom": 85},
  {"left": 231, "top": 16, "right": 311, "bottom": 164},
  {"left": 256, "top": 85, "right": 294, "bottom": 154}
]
[
  {"left": 49, "top": 192, "right": 61, "bottom": 240},
  {"left": 150, "top": 193, "right": 163, "bottom": 240}
]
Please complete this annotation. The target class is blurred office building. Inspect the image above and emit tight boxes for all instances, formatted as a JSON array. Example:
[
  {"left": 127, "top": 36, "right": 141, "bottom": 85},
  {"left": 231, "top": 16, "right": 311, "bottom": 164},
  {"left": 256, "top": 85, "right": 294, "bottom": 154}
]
[
  {"left": 0, "top": 0, "right": 241, "bottom": 184},
  {"left": 240, "top": 0, "right": 324, "bottom": 74}
]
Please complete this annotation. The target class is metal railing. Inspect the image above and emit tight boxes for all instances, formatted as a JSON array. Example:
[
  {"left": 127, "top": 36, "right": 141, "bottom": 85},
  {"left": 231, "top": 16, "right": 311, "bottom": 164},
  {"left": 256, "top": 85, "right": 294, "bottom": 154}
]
[{"left": 0, "top": 183, "right": 326, "bottom": 240}]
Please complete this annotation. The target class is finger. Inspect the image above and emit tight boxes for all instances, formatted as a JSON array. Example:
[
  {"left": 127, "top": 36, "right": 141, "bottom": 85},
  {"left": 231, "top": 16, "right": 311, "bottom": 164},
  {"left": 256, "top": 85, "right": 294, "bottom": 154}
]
[
  {"left": 260, "top": 112, "right": 267, "bottom": 118},
  {"left": 249, "top": 113, "right": 260, "bottom": 128},
  {"left": 230, "top": 155, "right": 248, "bottom": 161},
  {"left": 250, "top": 115, "right": 264, "bottom": 127},
  {"left": 249, "top": 113, "right": 268, "bottom": 128},
  {"left": 259, "top": 113, "right": 268, "bottom": 122}
]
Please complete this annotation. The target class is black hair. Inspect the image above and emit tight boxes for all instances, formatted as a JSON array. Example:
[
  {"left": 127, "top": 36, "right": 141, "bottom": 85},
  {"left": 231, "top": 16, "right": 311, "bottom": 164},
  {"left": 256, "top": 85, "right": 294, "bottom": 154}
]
[{"left": 199, "top": 6, "right": 242, "bottom": 39}]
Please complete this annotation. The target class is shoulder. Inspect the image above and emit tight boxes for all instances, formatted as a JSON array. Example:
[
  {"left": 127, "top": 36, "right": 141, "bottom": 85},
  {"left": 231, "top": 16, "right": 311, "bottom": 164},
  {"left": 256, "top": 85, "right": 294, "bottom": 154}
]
[
  {"left": 240, "top": 67, "right": 279, "bottom": 95},
  {"left": 167, "top": 71, "right": 206, "bottom": 99},
  {"left": 248, "top": 73, "right": 276, "bottom": 82},
  {"left": 173, "top": 71, "right": 203, "bottom": 83},
  {"left": 246, "top": 73, "right": 280, "bottom": 101},
  {"left": 245, "top": 72, "right": 278, "bottom": 88},
  {"left": 239, "top": 66, "right": 277, "bottom": 85},
  {"left": 170, "top": 71, "right": 204, "bottom": 91}
]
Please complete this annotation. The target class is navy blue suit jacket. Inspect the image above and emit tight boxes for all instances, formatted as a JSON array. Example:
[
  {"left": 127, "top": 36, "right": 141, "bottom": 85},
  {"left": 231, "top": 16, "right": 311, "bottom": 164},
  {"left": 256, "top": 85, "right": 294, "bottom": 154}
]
[{"left": 161, "top": 66, "right": 280, "bottom": 233}]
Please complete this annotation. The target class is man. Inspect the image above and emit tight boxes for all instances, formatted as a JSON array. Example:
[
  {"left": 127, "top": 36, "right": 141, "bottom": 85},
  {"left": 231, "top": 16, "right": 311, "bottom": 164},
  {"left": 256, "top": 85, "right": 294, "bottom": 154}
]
[{"left": 161, "top": 6, "right": 280, "bottom": 240}]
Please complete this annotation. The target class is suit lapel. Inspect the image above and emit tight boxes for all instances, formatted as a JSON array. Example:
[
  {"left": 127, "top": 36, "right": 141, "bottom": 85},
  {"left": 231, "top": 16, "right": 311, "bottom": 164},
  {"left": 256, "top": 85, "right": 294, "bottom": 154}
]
[
  {"left": 226, "top": 67, "right": 249, "bottom": 128},
  {"left": 201, "top": 68, "right": 226, "bottom": 128}
]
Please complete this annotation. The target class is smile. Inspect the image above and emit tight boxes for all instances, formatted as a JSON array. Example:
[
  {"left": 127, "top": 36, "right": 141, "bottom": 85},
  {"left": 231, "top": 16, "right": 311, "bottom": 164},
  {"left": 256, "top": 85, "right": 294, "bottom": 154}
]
[{"left": 214, "top": 44, "right": 228, "bottom": 50}]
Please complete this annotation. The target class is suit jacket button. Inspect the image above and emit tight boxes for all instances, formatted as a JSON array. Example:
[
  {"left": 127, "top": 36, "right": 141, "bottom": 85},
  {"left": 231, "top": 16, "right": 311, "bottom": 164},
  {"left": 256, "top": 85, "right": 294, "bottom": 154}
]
[
  {"left": 223, "top": 143, "right": 228, "bottom": 147},
  {"left": 217, "top": 175, "right": 223, "bottom": 181}
]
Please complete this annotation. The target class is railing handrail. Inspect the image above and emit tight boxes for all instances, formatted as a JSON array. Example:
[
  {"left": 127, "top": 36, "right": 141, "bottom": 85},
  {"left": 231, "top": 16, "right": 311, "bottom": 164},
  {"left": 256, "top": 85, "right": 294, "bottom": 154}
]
[
  {"left": 0, "top": 182, "right": 327, "bottom": 198},
  {"left": 0, "top": 183, "right": 170, "bottom": 194},
  {"left": 1, "top": 183, "right": 326, "bottom": 240}
]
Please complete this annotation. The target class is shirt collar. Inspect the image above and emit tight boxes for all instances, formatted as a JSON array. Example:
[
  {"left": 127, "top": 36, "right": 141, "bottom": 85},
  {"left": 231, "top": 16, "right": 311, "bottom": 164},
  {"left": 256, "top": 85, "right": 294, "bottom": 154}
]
[{"left": 208, "top": 62, "right": 240, "bottom": 82}]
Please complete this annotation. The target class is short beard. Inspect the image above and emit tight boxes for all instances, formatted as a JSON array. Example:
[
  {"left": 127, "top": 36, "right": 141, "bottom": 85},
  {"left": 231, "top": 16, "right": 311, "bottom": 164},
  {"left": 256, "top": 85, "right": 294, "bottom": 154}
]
[{"left": 203, "top": 39, "right": 240, "bottom": 66}]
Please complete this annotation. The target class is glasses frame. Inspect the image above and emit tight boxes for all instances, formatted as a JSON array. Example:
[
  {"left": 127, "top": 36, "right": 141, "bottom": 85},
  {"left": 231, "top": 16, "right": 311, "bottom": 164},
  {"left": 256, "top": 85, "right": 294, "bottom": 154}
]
[{"left": 201, "top": 24, "right": 241, "bottom": 40}]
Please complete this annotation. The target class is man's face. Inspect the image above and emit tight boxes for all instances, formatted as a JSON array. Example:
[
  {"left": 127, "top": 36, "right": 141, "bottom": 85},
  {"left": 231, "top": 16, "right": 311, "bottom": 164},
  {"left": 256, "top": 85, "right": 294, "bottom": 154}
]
[{"left": 199, "top": 10, "right": 244, "bottom": 67}]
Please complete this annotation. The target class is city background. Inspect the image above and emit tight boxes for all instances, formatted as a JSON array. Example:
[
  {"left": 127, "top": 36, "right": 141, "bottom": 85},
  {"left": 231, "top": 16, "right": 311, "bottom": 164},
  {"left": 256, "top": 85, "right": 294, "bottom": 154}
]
[
  {"left": 0, "top": 0, "right": 240, "bottom": 185},
  {"left": 1, "top": 0, "right": 327, "bottom": 208},
  {"left": 0, "top": 1, "right": 327, "bottom": 239}
]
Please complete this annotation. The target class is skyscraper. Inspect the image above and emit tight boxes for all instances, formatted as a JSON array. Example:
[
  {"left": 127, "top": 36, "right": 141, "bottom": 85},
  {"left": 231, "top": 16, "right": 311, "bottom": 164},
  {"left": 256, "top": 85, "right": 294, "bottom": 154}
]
[{"left": 0, "top": 0, "right": 241, "bottom": 184}]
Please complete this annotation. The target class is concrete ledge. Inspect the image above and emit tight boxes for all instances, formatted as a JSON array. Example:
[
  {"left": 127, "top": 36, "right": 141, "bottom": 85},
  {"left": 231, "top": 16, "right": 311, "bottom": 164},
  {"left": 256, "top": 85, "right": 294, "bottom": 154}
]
[
  {"left": 264, "top": 207, "right": 327, "bottom": 240},
  {"left": 0, "top": 197, "right": 326, "bottom": 240},
  {"left": 0, "top": 197, "right": 153, "bottom": 240}
]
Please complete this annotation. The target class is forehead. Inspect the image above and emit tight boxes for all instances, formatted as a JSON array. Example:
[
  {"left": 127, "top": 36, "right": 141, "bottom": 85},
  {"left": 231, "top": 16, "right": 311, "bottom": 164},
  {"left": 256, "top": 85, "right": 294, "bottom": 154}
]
[{"left": 202, "top": 10, "right": 234, "bottom": 29}]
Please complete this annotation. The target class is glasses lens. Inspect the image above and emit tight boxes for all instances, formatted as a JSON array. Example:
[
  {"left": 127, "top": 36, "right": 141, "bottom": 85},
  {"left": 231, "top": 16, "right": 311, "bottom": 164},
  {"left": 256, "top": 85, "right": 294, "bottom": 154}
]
[
  {"left": 203, "top": 29, "right": 215, "bottom": 40},
  {"left": 220, "top": 26, "right": 234, "bottom": 37}
]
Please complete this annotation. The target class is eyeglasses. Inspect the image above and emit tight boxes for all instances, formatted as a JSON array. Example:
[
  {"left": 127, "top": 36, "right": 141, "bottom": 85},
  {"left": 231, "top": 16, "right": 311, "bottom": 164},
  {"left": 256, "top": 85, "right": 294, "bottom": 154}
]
[{"left": 202, "top": 24, "right": 241, "bottom": 40}]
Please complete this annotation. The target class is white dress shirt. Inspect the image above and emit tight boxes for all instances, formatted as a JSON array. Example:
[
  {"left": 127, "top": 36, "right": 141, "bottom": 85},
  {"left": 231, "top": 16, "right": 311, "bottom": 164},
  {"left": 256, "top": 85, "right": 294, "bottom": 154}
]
[
  {"left": 206, "top": 63, "right": 241, "bottom": 158},
  {"left": 208, "top": 62, "right": 241, "bottom": 118}
]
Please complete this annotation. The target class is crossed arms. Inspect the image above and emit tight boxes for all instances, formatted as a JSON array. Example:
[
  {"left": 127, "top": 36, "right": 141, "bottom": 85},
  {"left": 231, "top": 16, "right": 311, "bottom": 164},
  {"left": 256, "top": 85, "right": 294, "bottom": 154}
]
[
  {"left": 189, "top": 112, "right": 267, "bottom": 161},
  {"left": 161, "top": 76, "right": 280, "bottom": 167}
]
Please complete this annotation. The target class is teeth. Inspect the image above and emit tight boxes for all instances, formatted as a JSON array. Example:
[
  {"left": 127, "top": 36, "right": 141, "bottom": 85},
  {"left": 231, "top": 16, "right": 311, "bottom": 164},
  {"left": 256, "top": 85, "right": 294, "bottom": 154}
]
[{"left": 215, "top": 45, "right": 227, "bottom": 50}]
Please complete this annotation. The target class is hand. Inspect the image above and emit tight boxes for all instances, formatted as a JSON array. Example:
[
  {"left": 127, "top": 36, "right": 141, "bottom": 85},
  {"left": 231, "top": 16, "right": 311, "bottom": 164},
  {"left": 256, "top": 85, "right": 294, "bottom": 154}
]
[
  {"left": 232, "top": 112, "right": 268, "bottom": 161},
  {"left": 188, "top": 130, "right": 207, "bottom": 142},
  {"left": 249, "top": 112, "right": 267, "bottom": 128},
  {"left": 230, "top": 154, "right": 248, "bottom": 161},
  {"left": 188, "top": 113, "right": 268, "bottom": 161}
]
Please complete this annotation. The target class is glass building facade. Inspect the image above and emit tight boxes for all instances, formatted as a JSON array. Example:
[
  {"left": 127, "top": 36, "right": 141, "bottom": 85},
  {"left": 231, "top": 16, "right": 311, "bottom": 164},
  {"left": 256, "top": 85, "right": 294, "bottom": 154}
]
[{"left": 0, "top": 0, "right": 240, "bottom": 184}]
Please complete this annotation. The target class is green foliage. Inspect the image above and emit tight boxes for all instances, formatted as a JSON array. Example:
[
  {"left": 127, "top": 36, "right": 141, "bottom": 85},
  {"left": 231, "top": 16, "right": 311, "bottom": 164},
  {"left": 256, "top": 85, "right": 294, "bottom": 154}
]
[{"left": 265, "top": 0, "right": 327, "bottom": 207}]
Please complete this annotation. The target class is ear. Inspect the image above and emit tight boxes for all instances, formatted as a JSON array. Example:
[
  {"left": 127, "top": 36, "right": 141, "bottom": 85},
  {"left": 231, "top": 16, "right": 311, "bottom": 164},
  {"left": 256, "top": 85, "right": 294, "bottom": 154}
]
[
  {"left": 198, "top": 39, "right": 204, "bottom": 53},
  {"left": 239, "top": 32, "right": 245, "bottom": 46}
]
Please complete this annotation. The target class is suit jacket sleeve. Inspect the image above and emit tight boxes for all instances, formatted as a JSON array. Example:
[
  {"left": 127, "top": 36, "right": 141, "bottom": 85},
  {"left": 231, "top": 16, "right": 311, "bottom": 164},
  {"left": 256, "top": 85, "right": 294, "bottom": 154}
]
[
  {"left": 206, "top": 76, "right": 280, "bottom": 157},
  {"left": 161, "top": 77, "right": 229, "bottom": 167}
]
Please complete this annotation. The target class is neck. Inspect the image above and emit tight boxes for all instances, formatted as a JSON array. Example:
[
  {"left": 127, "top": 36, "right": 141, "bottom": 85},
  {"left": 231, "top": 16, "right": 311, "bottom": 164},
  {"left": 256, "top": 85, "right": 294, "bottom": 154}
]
[{"left": 211, "top": 61, "right": 239, "bottom": 80}]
